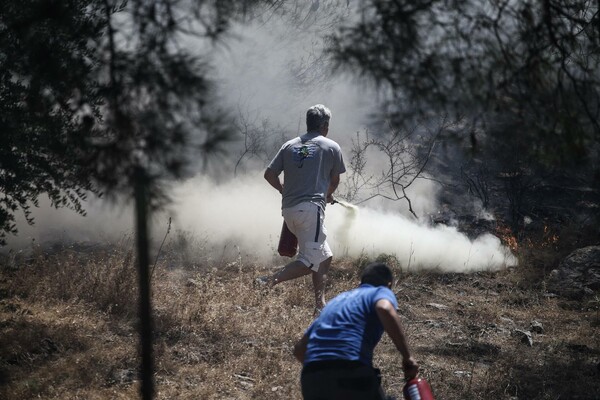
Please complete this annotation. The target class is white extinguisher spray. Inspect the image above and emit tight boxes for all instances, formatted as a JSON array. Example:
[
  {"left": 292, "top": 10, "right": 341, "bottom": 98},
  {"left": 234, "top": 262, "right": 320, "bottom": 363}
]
[{"left": 403, "top": 377, "right": 435, "bottom": 400}]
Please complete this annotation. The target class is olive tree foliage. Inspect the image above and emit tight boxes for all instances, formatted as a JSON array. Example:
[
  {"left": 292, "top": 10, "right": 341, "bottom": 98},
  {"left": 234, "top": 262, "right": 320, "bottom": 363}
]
[
  {"left": 0, "top": 0, "right": 101, "bottom": 244},
  {"left": 0, "top": 0, "right": 271, "bottom": 245},
  {"left": 327, "top": 0, "right": 600, "bottom": 229}
]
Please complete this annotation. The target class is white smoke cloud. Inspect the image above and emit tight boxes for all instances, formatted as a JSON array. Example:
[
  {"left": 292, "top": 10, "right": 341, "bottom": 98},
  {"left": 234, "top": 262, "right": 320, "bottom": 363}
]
[
  {"left": 326, "top": 203, "right": 517, "bottom": 271},
  {"left": 4, "top": 196, "right": 133, "bottom": 250},
  {"left": 176, "top": 174, "right": 516, "bottom": 272},
  {"left": 167, "top": 173, "right": 516, "bottom": 271},
  {"left": 4, "top": 173, "right": 516, "bottom": 271}
]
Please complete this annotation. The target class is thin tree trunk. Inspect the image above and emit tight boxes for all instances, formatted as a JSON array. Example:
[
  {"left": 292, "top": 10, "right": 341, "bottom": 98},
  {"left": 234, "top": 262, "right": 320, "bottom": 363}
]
[{"left": 135, "top": 167, "right": 154, "bottom": 400}]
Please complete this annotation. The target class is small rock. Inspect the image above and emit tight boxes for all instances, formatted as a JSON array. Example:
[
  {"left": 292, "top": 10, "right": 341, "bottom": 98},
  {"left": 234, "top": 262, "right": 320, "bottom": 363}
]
[
  {"left": 513, "top": 329, "right": 533, "bottom": 346},
  {"left": 424, "top": 320, "right": 443, "bottom": 328},
  {"left": 110, "top": 369, "right": 136, "bottom": 384},
  {"left": 454, "top": 370, "right": 472, "bottom": 377},
  {"left": 426, "top": 303, "right": 449, "bottom": 310},
  {"left": 530, "top": 320, "right": 544, "bottom": 334},
  {"left": 186, "top": 278, "right": 201, "bottom": 288},
  {"left": 238, "top": 380, "right": 254, "bottom": 389}
]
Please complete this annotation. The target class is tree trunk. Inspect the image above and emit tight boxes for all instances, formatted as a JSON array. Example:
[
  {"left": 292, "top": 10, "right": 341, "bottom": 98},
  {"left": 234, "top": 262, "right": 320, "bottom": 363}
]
[{"left": 135, "top": 167, "right": 154, "bottom": 400}]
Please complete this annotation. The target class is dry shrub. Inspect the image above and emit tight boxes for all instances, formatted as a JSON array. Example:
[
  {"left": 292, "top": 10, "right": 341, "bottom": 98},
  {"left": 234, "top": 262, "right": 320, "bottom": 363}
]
[
  {"left": 8, "top": 245, "right": 138, "bottom": 317},
  {"left": 161, "top": 230, "right": 208, "bottom": 269}
]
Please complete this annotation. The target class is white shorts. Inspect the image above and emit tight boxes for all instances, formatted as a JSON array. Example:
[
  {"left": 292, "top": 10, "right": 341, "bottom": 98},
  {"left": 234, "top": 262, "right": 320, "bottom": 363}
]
[{"left": 282, "top": 202, "right": 333, "bottom": 271}]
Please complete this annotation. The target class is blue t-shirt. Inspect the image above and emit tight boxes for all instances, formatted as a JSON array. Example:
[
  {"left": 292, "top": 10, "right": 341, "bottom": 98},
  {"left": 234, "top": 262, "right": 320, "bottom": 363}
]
[{"left": 303, "top": 284, "right": 398, "bottom": 367}]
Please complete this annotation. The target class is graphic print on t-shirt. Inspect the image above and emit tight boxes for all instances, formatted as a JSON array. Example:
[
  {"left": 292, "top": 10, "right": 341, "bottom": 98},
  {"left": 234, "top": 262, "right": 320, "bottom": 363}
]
[{"left": 293, "top": 142, "right": 317, "bottom": 168}]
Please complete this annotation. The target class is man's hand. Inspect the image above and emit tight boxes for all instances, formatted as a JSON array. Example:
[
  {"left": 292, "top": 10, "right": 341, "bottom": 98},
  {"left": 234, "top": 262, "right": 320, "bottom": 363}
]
[{"left": 402, "top": 357, "right": 419, "bottom": 380}]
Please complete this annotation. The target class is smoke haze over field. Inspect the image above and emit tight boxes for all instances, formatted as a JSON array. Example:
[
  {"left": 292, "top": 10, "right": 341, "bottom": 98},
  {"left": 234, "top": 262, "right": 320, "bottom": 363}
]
[
  {"left": 170, "top": 174, "right": 517, "bottom": 271},
  {"left": 2, "top": 3, "right": 517, "bottom": 271},
  {"left": 6, "top": 174, "right": 516, "bottom": 272}
]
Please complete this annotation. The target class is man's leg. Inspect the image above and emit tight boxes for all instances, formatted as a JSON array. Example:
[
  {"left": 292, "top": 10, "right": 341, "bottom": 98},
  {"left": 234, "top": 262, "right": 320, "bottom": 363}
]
[
  {"left": 312, "top": 256, "right": 332, "bottom": 310},
  {"left": 270, "top": 260, "right": 311, "bottom": 286}
]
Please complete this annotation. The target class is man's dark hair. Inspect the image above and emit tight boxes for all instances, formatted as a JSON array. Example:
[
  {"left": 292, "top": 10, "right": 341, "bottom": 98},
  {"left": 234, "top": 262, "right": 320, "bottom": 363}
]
[
  {"left": 306, "top": 104, "right": 331, "bottom": 131},
  {"left": 360, "top": 263, "right": 394, "bottom": 287}
]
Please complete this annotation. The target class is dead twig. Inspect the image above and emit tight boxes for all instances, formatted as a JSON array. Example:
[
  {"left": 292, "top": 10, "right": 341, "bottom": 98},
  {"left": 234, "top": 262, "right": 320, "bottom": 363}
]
[{"left": 151, "top": 217, "right": 172, "bottom": 279}]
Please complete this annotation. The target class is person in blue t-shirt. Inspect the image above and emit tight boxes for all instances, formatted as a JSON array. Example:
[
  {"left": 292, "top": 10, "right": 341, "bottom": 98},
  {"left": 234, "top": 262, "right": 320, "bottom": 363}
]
[{"left": 293, "top": 263, "right": 419, "bottom": 400}]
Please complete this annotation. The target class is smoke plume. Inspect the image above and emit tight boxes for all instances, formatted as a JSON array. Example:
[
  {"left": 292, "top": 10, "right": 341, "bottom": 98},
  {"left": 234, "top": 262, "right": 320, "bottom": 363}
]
[
  {"left": 4, "top": 173, "right": 516, "bottom": 271},
  {"left": 168, "top": 174, "right": 516, "bottom": 271}
]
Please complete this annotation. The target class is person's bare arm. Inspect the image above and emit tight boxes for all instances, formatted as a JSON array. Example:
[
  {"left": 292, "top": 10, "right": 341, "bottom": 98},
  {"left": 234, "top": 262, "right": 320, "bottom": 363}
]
[
  {"left": 293, "top": 333, "right": 309, "bottom": 363},
  {"left": 326, "top": 173, "right": 340, "bottom": 203},
  {"left": 375, "top": 298, "right": 419, "bottom": 379},
  {"left": 264, "top": 168, "right": 283, "bottom": 193}
]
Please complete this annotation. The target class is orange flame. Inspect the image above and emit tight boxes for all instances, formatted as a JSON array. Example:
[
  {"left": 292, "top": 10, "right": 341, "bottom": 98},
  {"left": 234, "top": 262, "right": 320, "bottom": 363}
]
[{"left": 496, "top": 225, "right": 518, "bottom": 252}]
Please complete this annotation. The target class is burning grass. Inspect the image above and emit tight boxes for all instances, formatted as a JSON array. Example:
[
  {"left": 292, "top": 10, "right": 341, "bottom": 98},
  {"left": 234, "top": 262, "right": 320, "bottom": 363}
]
[{"left": 1, "top": 242, "right": 599, "bottom": 399}]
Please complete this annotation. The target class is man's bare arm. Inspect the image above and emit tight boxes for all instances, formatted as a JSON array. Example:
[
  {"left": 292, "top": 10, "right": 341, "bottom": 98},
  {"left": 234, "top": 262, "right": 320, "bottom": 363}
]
[
  {"left": 264, "top": 168, "right": 283, "bottom": 193},
  {"left": 375, "top": 299, "right": 419, "bottom": 379},
  {"left": 326, "top": 173, "right": 340, "bottom": 203}
]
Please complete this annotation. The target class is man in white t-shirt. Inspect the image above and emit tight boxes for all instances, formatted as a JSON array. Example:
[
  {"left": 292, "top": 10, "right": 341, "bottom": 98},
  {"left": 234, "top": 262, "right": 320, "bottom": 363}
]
[{"left": 262, "top": 104, "right": 346, "bottom": 311}]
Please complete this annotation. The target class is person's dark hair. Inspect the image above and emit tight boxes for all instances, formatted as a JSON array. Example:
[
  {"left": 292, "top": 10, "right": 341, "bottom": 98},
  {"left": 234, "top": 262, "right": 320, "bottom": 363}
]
[
  {"left": 306, "top": 104, "right": 331, "bottom": 132},
  {"left": 360, "top": 263, "right": 394, "bottom": 287}
]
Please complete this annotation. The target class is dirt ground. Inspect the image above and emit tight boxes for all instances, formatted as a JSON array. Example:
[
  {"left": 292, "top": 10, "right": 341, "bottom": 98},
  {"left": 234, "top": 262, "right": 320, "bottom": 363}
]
[{"left": 1, "top": 249, "right": 599, "bottom": 399}]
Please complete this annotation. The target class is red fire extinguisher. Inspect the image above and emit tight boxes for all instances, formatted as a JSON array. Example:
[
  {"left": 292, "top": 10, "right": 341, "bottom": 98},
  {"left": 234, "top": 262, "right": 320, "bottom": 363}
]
[
  {"left": 403, "top": 377, "right": 435, "bottom": 400},
  {"left": 277, "top": 221, "right": 298, "bottom": 257}
]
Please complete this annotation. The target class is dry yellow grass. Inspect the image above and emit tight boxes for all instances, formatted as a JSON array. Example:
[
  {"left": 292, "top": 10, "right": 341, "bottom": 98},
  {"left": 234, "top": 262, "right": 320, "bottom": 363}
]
[{"left": 1, "top": 245, "right": 599, "bottom": 399}]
